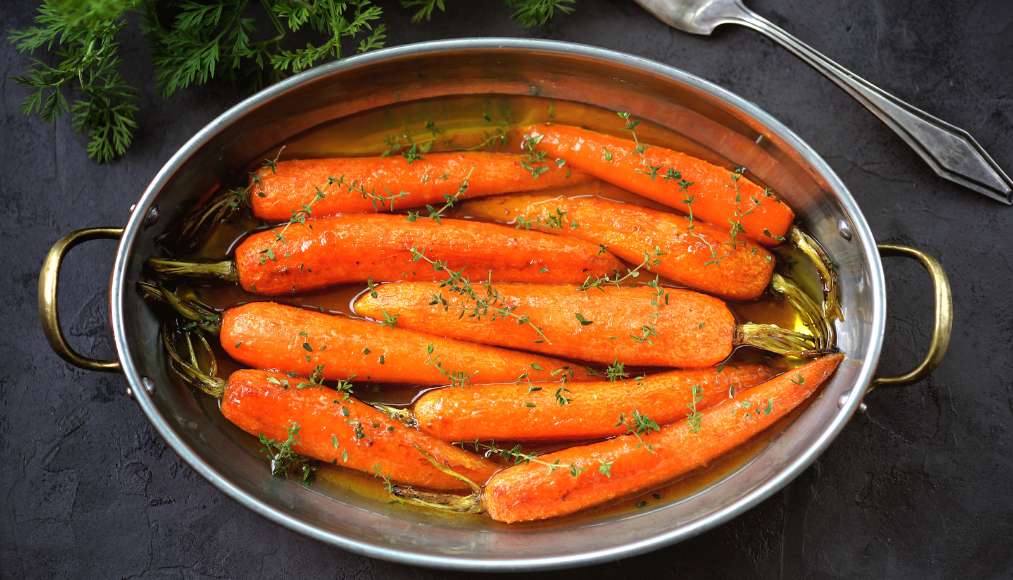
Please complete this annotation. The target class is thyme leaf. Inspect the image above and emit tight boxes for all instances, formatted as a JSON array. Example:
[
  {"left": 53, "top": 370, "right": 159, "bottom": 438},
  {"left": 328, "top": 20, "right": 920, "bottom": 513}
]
[{"left": 259, "top": 421, "right": 316, "bottom": 482}]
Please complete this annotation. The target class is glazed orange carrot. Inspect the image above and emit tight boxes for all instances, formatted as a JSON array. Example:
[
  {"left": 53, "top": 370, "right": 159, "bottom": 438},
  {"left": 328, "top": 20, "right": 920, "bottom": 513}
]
[
  {"left": 230, "top": 214, "right": 623, "bottom": 295},
  {"left": 151, "top": 214, "right": 624, "bottom": 295},
  {"left": 221, "top": 302, "right": 597, "bottom": 385},
  {"left": 413, "top": 364, "right": 777, "bottom": 442},
  {"left": 525, "top": 123, "right": 795, "bottom": 245},
  {"left": 456, "top": 189, "right": 775, "bottom": 300},
  {"left": 221, "top": 369, "right": 500, "bottom": 491},
  {"left": 480, "top": 354, "right": 844, "bottom": 522},
  {"left": 249, "top": 152, "right": 593, "bottom": 221},
  {"left": 355, "top": 282, "right": 737, "bottom": 367}
]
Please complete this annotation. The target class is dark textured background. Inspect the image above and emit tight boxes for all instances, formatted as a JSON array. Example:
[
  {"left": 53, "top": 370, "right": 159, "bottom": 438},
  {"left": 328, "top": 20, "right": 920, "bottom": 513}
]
[{"left": 2, "top": 0, "right": 1012, "bottom": 577}]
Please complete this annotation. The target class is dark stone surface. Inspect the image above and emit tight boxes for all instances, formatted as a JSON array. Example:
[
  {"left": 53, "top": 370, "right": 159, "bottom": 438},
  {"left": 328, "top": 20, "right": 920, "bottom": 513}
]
[{"left": 2, "top": 0, "right": 1011, "bottom": 577}]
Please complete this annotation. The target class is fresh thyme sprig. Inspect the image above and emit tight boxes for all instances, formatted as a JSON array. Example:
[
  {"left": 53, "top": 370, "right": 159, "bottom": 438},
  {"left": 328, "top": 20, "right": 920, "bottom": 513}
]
[
  {"left": 618, "top": 112, "right": 749, "bottom": 269},
  {"left": 732, "top": 397, "right": 775, "bottom": 419},
  {"left": 616, "top": 409, "right": 660, "bottom": 453},
  {"left": 411, "top": 250, "right": 552, "bottom": 344},
  {"left": 579, "top": 246, "right": 667, "bottom": 294},
  {"left": 327, "top": 375, "right": 356, "bottom": 401},
  {"left": 382, "top": 120, "right": 446, "bottom": 157},
  {"left": 465, "top": 122, "right": 511, "bottom": 151},
  {"left": 520, "top": 133, "right": 550, "bottom": 178},
  {"left": 258, "top": 181, "right": 327, "bottom": 265},
  {"left": 257, "top": 172, "right": 407, "bottom": 267},
  {"left": 681, "top": 194, "right": 726, "bottom": 266},
  {"left": 606, "top": 359, "right": 628, "bottom": 384},
  {"left": 385, "top": 117, "right": 511, "bottom": 157},
  {"left": 554, "top": 386, "right": 573, "bottom": 406},
  {"left": 407, "top": 165, "right": 475, "bottom": 224},
  {"left": 724, "top": 168, "right": 775, "bottom": 251},
  {"left": 379, "top": 310, "right": 400, "bottom": 328},
  {"left": 461, "top": 440, "right": 587, "bottom": 478},
  {"left": 631, "top": 276, "right": 669, "bottom": 345},
  {"left": 333, "top": 174, "right": 409, "bottom": 212},
  {"left": 259, "top": 421, "right": 316, "bottom": 482},
  {"left": 618, "top": 111, "right": 647, "bottom": 155},
  {"left": 425, "top": 344, "right": 478, "bottom": 388},
  {"left": 617, "top": 111, "right": 694, "bottom": 186},
  {"left": 686, "top": 384, "right": 704, "bottom": 433},
  {"left": 515, "top": 207, "right": 577, "bottom": 231},
  {"left": 371, "top": 462, "right": 399, "bottom": 500}
]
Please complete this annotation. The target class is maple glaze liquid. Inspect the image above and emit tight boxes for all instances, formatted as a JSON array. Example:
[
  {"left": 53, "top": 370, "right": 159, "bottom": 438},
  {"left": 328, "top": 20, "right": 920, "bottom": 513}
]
[{"left": 170, "top": 94, "right": 830, "bottom": 521}]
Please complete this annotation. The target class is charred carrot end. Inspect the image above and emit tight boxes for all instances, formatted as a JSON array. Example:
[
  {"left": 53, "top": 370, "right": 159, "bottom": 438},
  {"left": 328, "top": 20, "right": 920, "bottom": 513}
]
[
  {"left": 481, "top": 354, "right": 844, "bottom": 523},
  {"left": 221, "top": 369, "right": 501, "bottom": 491},
  {"left": 354, "top": 282, "right": 735, "bottom": 368},
  {"left": 221, "top": 302, "right": 597, "bottom": 386},
  {"left": 525, "top": 123, "right": 795, "bottom": 246},
  {"left": 455, "top": 191, "right": 775, "bottom": 300},
  {"left": 249, "top": 152, "right": 593, "bottom": 221},
  {"left": 413, "top": 364, "right": 777, "bottom": 442},
  {"left": 232, "top": 213, "right": 624, "bottom": 295}
]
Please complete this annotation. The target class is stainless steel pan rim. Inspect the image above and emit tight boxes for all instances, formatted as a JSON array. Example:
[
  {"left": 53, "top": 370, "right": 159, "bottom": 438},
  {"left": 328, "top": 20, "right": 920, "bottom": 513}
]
[{"left": 108, "top": 38, "right": 886, "bottom": 571}]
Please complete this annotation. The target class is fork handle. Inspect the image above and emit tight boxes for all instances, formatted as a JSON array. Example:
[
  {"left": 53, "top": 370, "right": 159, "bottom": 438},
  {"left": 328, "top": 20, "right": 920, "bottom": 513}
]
[{"left": 731, "top": 6, "right": 1012, "bottom": 204}]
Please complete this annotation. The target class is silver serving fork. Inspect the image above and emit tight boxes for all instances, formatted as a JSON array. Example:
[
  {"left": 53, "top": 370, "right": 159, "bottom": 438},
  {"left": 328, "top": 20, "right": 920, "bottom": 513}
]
[{"left": 634, "top": 0, "right": 1013, "bottom": 204}]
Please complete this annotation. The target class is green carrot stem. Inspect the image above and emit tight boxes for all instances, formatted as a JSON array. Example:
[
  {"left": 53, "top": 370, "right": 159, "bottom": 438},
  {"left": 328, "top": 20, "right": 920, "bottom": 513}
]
[
  {"left": 789, "top": 225, "right": 843, "bottom": 322},
  {"left": 389, "top": 444, "right": 483, "bottom": 513},
  {"left": 389, "top": 487, "right": 483, "bottom": 514},
  {"left": 734, "top": 323, "right": 831, "bottom": 358},
  {"left": 161, "top": 322, "right": 226, "bottom": 399},
  {"left": 157, "top": 189, "right": 244, "bottom": 253},
  {"left": 138, "top": 281, "right": 222, "bottom": 334},
  {"left": 370, "top": 403, "right": 416, "bottom": 428},
  {"left": 770, "top": 273, "right": 836, "bottom": 350},
  {"left": 148, "top": 259, "right": 239, "bottom": 283}
]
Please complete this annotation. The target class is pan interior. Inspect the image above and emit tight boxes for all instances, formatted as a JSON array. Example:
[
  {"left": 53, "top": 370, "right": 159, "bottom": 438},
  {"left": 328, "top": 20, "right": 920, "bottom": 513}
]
[{"left": 111, "top": 40, "right": 884, "bottom": 570}]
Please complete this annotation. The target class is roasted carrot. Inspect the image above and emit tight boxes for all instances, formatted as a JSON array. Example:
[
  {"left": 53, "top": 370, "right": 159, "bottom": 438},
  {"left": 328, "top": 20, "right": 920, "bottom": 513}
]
[
  {"left": 161, "top": 322, "right": 501, "bottom": 491},
  {"left": 150, "top": 213, "right": 624, "bottom": 296},
  {"left": 478, "top": 354, "right": 843, "bottom": 522},
  {"left": 249, "top": 152, "right": 592, "bottom": 220},
  {"left": 456, "top": 189, "right": 775, "bottom": 300},
  {"left": 221, "top": 301, "right": 597, "bottom": 385},
  {"left": 412, "top": 364, "right": 777, "bottom": 442},
  {"left": 354, "top": 282, "right": 823, "bottom": 367},
  {"left": 525, "top": 123, "right": 795, "bottom": 245},
  {"left": 221, "top": 369, "right": 500, "bottom": 491}
]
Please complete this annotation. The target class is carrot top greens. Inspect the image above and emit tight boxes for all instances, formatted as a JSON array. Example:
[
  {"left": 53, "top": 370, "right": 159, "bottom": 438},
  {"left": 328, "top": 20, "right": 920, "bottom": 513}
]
[{"left": 9, "top": 0, "right": 577, "bottom": 162}]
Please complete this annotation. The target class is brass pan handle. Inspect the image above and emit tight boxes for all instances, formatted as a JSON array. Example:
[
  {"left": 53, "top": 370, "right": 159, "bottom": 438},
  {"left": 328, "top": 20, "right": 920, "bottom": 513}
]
[
  {"left": 38, "top": 227, "right": 124, "bottom": 373},
  {"left": 870, "top": 244, "right": 953, "bottom": 389}
]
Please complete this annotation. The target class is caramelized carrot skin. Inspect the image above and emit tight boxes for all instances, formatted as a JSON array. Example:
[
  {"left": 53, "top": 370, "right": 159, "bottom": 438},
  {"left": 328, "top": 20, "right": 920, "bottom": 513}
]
[
  {"left": 221, "top": 369, "right": 499, "bottom": 491},
  {"left": 221, "top": 302, "right": 596, "bottom": 386},
  {"left": 414, "top": 364, "right": 776, "bottom": 442},
  {"left": 234, "top": 214, "right": 624, "bottom": 296},
  {"left": 456, "top": 190, "right": 774, "bottom": 300},
  {"left": 526, "top": 124, "right": 795, "bottom": 246},
  {"left": 355, "top": 282, "right": 735, "bottom": 367},
  {"left": 249, "top": 152, "right": 592, "bottom": 220},
  {"left": 482, "top": 354, "right": 844, "bottom": 522}
]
